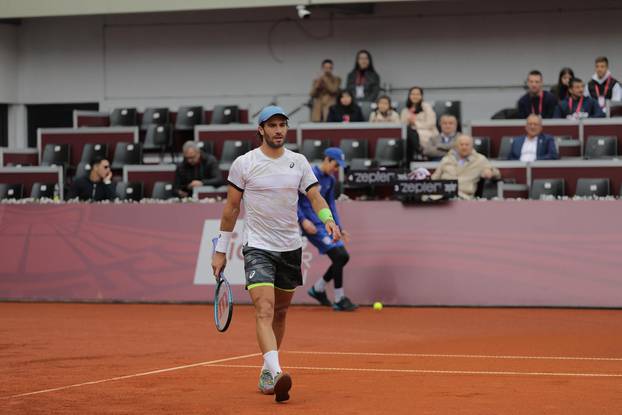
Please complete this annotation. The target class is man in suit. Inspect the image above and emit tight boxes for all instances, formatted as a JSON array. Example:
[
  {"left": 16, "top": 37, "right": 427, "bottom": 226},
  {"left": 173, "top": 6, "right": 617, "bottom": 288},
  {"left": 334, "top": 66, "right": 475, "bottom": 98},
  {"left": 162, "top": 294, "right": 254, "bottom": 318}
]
[{"left": 507, "top": 114, "right": 558, "bottom": 161}]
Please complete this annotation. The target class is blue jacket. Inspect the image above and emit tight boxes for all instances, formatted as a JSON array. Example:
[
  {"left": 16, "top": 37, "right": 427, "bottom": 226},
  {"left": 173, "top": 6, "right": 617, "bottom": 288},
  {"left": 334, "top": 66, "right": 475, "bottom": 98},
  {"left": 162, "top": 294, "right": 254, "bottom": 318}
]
[
  {"left": 507, "top": 134, "right": 558, "bottom": 161},
  {"left": 297, "top": 165, "right": 341, "bottom": 228},
  {"left": 553, "top": 96, "right": 605, "bottom": 119}
]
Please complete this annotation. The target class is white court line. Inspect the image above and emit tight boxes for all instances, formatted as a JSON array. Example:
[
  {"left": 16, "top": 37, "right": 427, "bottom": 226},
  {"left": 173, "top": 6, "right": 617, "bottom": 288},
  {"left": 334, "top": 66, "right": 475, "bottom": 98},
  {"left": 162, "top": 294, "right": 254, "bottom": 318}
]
[
  {"left": 285, "top": 350, "right": 622, "bottom": 362},
  {"left": 206, "top": 364, "right": 622, "bottom": 378},
  {"left": 2, "top": 352, "right": 260, "bottom": 400}
]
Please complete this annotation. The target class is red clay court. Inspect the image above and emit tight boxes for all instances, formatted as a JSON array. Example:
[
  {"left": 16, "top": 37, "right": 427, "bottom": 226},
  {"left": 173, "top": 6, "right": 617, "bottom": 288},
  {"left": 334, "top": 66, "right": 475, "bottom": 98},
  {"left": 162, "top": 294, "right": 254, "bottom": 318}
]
[{"left": 2, "top": 303, "right": 621, "bottom": 414}]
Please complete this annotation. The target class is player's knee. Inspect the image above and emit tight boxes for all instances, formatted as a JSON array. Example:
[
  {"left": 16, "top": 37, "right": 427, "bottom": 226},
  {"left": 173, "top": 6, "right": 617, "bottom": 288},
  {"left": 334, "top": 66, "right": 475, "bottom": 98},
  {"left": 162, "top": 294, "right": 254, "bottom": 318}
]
[
  {"left": 333, "top": 248, "right": 350, "bottom": 267},
  {"left": 255, "top": 299, "right": 274, "bottom": 322},
  {"left": 273, "top": 303, "right": 289, "bottom": 322}
]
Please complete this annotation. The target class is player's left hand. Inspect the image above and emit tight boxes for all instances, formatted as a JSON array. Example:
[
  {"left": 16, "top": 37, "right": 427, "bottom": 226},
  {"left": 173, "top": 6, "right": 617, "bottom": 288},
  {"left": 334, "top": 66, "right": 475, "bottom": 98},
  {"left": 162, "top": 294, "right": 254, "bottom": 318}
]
[{"left": 325, "top": 220, "right": 342, "bottom": 242}]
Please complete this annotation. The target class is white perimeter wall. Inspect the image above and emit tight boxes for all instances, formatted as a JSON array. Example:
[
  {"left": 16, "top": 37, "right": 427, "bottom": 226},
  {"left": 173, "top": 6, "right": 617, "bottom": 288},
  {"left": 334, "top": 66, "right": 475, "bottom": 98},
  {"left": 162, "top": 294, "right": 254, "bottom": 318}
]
[{"left": 4, "top": 0, "right": 622, "bottom": 141}]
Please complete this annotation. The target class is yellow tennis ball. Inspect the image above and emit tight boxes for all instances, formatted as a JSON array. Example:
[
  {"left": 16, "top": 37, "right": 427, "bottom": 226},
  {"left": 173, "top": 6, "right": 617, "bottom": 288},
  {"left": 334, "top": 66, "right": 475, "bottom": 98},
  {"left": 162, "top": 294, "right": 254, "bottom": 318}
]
[{"left": 373, "top": 302, "right": 383, "bottom": 311}]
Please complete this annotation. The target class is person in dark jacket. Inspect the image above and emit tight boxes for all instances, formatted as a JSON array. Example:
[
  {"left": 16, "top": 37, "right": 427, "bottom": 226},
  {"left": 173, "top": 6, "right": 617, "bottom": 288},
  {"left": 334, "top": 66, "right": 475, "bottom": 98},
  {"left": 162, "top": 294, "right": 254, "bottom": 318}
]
[
  {"left": 508, "top": 114, "right": 558, "bottom": 161},
  {"left": 554, "top": 78, "right": 606, "bottom": 119},
  {"left": 517, "top": 70, "right": 557, "bottom": 119},
  {"left": 551, "top": 67, "right": 575, "bottom": 102},
  {"left": 345, "top": 50, "right": 380, "bottom": 103},
  {"left": 68, "top": 156, "right": 115, "bottom": 201},
  {"left": 174, "top": 141, "right": 223, "bottom": 198},
  {"left": 326, "top": 90, "right": 364, "bottom": 122}
]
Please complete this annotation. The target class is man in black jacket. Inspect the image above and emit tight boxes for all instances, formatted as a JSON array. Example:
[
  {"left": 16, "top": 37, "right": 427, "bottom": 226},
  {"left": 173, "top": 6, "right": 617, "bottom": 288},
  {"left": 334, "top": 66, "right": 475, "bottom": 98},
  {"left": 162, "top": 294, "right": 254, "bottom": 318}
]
[
  {"left": 68, "top": 156, "right": 115, "bottom": 201},
  {"left": 517, "top": 70, "right": 557, "bottom": 119},
  {"left": 175, "top": 141, "right": 223, "bottom": 198}
]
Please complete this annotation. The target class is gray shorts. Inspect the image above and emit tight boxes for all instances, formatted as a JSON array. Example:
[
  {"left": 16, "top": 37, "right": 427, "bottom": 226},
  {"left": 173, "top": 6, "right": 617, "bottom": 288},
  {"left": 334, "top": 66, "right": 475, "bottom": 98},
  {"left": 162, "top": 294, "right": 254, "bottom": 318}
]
[{"left": 242, "top": 246, "right": 303, "bottom": 291}]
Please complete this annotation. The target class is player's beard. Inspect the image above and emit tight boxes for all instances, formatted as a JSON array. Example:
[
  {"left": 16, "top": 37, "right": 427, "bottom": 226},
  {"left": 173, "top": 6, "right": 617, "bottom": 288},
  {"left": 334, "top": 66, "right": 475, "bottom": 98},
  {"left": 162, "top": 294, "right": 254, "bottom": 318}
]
[{"left": 264, "top": 134, "right": 285, "bottom": 149}]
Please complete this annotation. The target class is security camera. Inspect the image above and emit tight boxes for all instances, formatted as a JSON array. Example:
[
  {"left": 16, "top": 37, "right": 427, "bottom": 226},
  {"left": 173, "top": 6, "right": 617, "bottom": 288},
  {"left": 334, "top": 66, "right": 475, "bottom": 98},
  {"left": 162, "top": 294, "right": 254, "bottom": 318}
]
[{"left": 296, "top": 5, "right": 311, "bottom": 19}]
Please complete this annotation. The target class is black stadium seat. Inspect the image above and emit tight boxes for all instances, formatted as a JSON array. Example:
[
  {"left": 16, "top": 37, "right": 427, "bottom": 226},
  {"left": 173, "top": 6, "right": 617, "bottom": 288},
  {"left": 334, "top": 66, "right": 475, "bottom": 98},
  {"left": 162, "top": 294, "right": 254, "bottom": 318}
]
[
  {"left": 211, "top": 105, "right": 240, "bottom": 124},
  {"left": 41, "top": 143, "right": 70, "bottom": 168},
  {"left": 584, "top": 136, "right": 618, "bottom": 159},
  {"left": 0, "top": 183, "right": 24, "bottom": 199},
  {"left": 115, "top": 182, "right": 144, "bottom": 201},
  {"left": 374, "top": 138, "right": 403, "bottom": 167},
  {"left": 530, "top": 179, "right": 565, "bottom": 200},
  {"left": 473, "top": 136, "right": 491, "bottom": 158},
  {"left": 498, "top": 136, "right": 515, "bottom": 159},
  {"left": 110, "top": 108, "right": 137, "bottom": 127},
  {"left": 575, "top": 178, "right": 610, "bottom": 197},
  {"left": 340, "top": 139, "right": 368, "bottom": 161},
  {"left": 31, "top": 182, "right": 56, "bottom": 199},
  {"left": 357, "top": 101, "right": 374, "bottom": 122},
  {"left": 196, "top": 140, "right": 214, "bottom": 156},
  {"left": 111, "top": 142, "right": 142, "bottom": 170},
  {"left": 301, "top": 139, "right": 330, "bottom": 163},
  {"left": 75, "top": 162, "right": 92, "bottom": 179},
  {"left": 433, "top": 100, "right": 462, "bottom": 130},
  {"left": 219, "top": 140, "right": 252, "bottom": 171},
  {"left": 143, "top": 124, "right": 172, "bottom": 151},
  {"left": 141, "top": 107, "right": 169, "bottom": 129},
  {"left": 152, "top": 181, "right": 175, "bottom": 200},
  {"left": 80, "top": 143, "right": 108, "bottom": 164},
  {"left": 175, "top": 106, "right": 204, "bottom": 130}
]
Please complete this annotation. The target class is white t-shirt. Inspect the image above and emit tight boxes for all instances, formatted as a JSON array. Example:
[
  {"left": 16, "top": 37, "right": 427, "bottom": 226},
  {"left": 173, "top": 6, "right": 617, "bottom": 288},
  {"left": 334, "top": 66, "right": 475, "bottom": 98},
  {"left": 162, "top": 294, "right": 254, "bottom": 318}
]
[
  {"left": 520, "top": 137, "right": 538, "bottom": 162},
  {"left": 228, "top": 148, "right": 319, "bottom": 252}
]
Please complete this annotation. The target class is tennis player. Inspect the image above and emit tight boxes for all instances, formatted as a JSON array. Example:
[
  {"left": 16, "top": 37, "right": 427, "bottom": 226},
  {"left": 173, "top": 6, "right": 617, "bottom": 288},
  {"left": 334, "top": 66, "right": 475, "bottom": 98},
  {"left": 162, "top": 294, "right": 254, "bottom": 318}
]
[
  {"left": 212, "top": 106, "right": 341, "bottom": 403},
  {"left": 298, "top": 147, "right": 357, "bottom": 311}
]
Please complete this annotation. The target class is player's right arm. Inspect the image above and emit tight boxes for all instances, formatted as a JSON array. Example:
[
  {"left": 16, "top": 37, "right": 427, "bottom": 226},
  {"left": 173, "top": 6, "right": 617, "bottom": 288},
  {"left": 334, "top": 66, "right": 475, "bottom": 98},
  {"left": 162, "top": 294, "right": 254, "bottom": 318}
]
[{"left": 212, "top": 185, "right": 242, "bottom": 279}]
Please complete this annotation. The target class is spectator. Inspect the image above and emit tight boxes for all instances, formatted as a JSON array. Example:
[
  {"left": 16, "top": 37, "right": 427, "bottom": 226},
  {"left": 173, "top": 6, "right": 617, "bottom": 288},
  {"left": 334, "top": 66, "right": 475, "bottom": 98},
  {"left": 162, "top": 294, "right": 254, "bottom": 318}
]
[
  {"left": 551, "top": 67, "right": 575, "bottom": 102},
  {"left": 554, "top": 78, "right": 605, "bottom": 119},
  {"left": 327, "top": 90, "right": 364, "bottom": 122},
  {"left": 517, "top": 70, "right": 557, "bottom": 118},
  {"left": 68, "top": 156, "right": 115, "bottom": 201},
  {"left": 585, "top": 56, "right": 622, "bottom": 110},
  {"left": 346, "top": 50, "right": 380, "bottom": 103},
  {"left": 422, "top": 114, "right": 459, "bottom": 161},
  {"left": 431, "top": 135, "right": 501, "bottom": 200},
  {"left": 400, "top": 87, "right": 439, "bottom": 149},
  {"left": 508, "top": 114, "right": 558, "bottom": 161},
  {"left": 174, "top": 141, "right": 223, "bottom": 198},
  {"left": 309, "top": 59, "right": 341, "bottom": 122},
  {"left": 369, "top": 95, "right": 400, "bottom": 123}
]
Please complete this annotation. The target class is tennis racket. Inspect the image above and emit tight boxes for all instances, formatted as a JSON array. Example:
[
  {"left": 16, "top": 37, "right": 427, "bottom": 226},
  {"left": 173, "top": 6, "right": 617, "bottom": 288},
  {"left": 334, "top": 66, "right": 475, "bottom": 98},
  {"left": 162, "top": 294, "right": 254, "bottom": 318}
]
[{"left": 211, "top": 237, "right": 233, "bottom": 332}]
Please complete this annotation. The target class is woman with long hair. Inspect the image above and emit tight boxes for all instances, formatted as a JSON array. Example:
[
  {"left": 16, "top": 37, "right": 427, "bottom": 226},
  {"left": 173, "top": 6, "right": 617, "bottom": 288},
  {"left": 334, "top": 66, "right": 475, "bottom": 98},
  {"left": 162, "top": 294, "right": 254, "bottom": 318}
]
[
  {"left": 551, "top": 67, "right": 575, "bottom": 101},
  {"left": 327, "top": 90, "right": 364, "bottom": 122},
  {"left": 400, "top": 86, "right": 439, "bottom": 148},
  {"left": 346, "top": 50, "right": 381, "bottom": 103}
]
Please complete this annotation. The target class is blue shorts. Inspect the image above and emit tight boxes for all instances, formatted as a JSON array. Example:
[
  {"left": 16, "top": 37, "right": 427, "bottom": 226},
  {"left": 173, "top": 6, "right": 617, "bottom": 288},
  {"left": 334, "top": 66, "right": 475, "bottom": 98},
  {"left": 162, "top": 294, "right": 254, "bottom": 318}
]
[{"left": 304, "top": 226, "right": 344, "bottom": 255}]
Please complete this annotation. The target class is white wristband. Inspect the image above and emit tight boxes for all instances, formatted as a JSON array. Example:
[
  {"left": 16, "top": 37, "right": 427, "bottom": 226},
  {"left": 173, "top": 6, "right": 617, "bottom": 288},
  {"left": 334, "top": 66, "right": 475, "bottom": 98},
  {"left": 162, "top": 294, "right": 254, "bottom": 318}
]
[{"left": 215, "top": 231, "right": 232, "bottom": 253}]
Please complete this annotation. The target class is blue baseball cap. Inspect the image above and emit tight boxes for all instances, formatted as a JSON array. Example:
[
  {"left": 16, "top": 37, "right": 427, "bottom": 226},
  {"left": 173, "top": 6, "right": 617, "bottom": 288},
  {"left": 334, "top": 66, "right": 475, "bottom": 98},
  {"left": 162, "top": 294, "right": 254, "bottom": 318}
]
[
  {"left": 258, "top": 105, "right": 289, "bottom": 125},
  {"left": 324, "top": 147, "right": 345, "bottom": 167}
]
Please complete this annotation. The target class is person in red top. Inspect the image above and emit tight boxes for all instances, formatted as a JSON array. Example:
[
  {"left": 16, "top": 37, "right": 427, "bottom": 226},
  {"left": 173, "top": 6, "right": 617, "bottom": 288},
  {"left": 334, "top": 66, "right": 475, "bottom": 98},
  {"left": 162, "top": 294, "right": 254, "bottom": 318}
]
[{"left": 585, "top": 56, "right": 622, "bottom": 110}]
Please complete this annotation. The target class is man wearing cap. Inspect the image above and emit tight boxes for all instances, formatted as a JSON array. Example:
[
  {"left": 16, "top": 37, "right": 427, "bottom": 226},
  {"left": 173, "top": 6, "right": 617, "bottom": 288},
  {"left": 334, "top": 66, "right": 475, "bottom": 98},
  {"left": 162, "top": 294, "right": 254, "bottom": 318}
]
[
  {"left": 298, "top": 147, "right": 357, "bottom": 312},
  {"left": 211, "top": 106, "right": 341, "bottom": 403}
]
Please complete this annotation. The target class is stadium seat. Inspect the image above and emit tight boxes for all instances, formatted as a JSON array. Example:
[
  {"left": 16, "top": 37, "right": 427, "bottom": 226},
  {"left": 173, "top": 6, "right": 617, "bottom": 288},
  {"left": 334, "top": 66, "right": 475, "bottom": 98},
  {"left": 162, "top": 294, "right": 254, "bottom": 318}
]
[
  {"left": 151, "top": 181, "right": 175, "bottom": 200},
  {"left": 476, "top": 178, "right": 499, "bottom": 200},
  {"left": 575, "top": 178, "right": 610, "bottom": 197},
  {"left": 374, "top": 138, "right": 403, "bottom": 168},
  {"left": 0, "top": 183, "right": 24, "bottom": 199},
  {"left": 141, "top": 107, "right": 169, "bottom": 129},
  {"left": 584, "top": 136, "right": 618, "bottom": 159},
  {"left": 143, "top": 124, "right": 172, "bottom": 151},
  {"left": 357, "top": 101, "right": 374, "bottom": 121},
  {"left": 41, "top": 143, "right": 70, "bottom": 168},
  {"left": 211, "top": 105, "right": 240, "bottom": 124},
  {"left": 473, "top": 136, "right": 491, "bottom": 158},
  {"left": 433, "top": 100, "right": 462, "bottom": 130},
  {"left": 175, "top": 106, "right": 204, "bottom": 131},
  {"left": 530, "top": 179, "right": 565, "bottom": 200},
  {"left": 284, "top": 142, "right": 299, "bottom": 153},
  {"left": 30, "top": 182, "right": 56, "bottom": 199},
  {"left": 301, "top": 139, "right": 330, "bottom": 163},
  {"left": 110, "top": 108, "right": 137, "bottom": 127},
  {"left": 196, "top": 140, "right": 214, "bottom": 156},
  {"left": 115, "top": 181, "right": 144, "bottom": 201},
  {"left": 75, "top": 162, "right": 92, "bottom": 179},
  {"left": 111, "top": 142, "right": 142, "bottom": 170},
  {"left": 80, "top": 143, "right": 108, "bottom": 164},
  {"left": 340, "top": 139, "right": 369, "bottom": 161},
  {"left": 349, "top": 158, "right": 378, "bottom": 171},
  {"left": 498, "top": 136, "right": 515, "bottom": 159},
  {"left": 219, "top": 140, "right": 252, "bottom": 171}
]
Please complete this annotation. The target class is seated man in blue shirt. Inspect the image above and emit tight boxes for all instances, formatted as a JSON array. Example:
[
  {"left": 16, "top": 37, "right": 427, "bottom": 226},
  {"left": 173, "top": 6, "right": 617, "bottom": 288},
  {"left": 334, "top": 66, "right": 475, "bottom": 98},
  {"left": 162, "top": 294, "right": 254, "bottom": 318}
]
[
  {"left": 298, "top": 147, "right": 357, "bottom": 311},
  {"left": 554, "top": 78, "right": 606, "bottom": 119},
  {"left": 508, "top": 114, "right": 559, "bottom": 161}
]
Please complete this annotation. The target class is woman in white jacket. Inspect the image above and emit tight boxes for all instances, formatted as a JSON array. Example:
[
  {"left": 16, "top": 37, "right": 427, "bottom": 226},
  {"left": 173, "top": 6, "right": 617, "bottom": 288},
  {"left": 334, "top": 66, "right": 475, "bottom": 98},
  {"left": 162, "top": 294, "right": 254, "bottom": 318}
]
[{"left": 400, "top": 87, "right": 438, "bottom": 148}]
